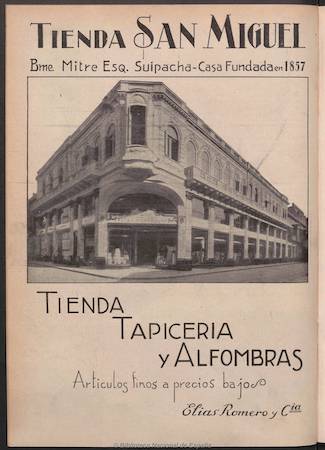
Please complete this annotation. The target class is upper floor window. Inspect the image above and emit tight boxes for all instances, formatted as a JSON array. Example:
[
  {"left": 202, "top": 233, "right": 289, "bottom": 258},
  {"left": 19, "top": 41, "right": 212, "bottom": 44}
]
[
  {"left": 235, "top": 180, "right": 240, "bottom": 192},
  {"left": 105, "top": 125, "right": 115, "bottom": 160},
  {"left": 248, "top": 218, "right": 257, "bottom": 232},
  {"left": 255, "top": 187, "right": 258, "bottom": 202},
  {"left": 165, "top": 126, "right": 179, "bottom": 161},
  {"left": 47, "top": 173, "right": 53, "bottom": 192},
  {"left": 214, "top": 160, "right": 221, "bottom": 180},
  {"left": 73, "top": 203, "right": 78, "bottom": 220},
  {"left": 58, "top": 167, "right": 64, "bottom": 184},
  {"left": 249, "top": 184, "right": 253, "bottom": 199},
  {"left": 57, "top": 208, "right": 63, "bottom": 224},
  {"left": 243, "top": 185, "right": 247, "bottom": 196},
  {"left": 192, "top": 197, "right": 208, "bottom": 219},
  {"left": 260, "top": 223, "right": 268, "bottom": 234},
  {"left": 93, "top": 146, "right": 99, "bottom": 162},
  {"left": 215, "top": 205, "right": 228, "bottom": 224},
  {"left": 130, "top": 105, "right": 146, "bottom": 145},
  {"left": 187, "top": 142, "right": 196, "bottom": 166},
  {"left": 234, "top": 213, "right": 244, "bottom": 229},
  {"left": 82, "top": 153, "right": 89, "bottom": 167},
  {"left": 84, "top": 196, "right": 95, "bottom": 217},
  {"left": 201, "top": 151, "right": 210, "bottom": 173}
]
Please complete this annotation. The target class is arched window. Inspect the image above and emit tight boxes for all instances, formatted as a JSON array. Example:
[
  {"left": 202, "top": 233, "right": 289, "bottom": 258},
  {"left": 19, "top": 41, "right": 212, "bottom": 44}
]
[
  {"left": 255, "top": 187, "right": 258, "bottom": 202},
  {"left": 249, "top": 183, "right": 253, "bottom": 199},
  {"left": 105, "top": 125, "right": 115, "bottom": 160},
  {"left": 186, "top": 142, "right": 196, "bottom": 166},
  {"left": 201, "top": 151, "right": 210, "bottom": 173},
  {"left": 224, "top": 166, "right": 231, "bottom": 186},
  {"left": 93, "top": 137, "right": 100, "bottom": 162},
  {"left": 47, "top": 173, "right": 53, "bottom": 192},
  {"left": 74, "top": 153, "right": 80, "bottom": 171},
  {"left": 214, "top": 160, "right": 221, "bottom": 180},
  {"left": 58, "top": 167, "right": 64, "bottom": 184},
  {"left": 130, "top": 105, "right": 146, "bottom": 145},
  {"left": 165, "top": 126, "right": 179, "bottom": 161}
]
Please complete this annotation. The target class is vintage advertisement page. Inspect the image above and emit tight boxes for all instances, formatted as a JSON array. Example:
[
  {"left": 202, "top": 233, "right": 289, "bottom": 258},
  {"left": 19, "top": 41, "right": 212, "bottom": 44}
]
[{"left": 6, "top": 4, "right": 318, "bottom": 447}]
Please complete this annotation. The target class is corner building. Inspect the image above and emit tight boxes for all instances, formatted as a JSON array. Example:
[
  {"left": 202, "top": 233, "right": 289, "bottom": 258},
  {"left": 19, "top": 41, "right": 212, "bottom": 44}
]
[{"left": 28, "top": 81, "right": 306, "bottom": 269}]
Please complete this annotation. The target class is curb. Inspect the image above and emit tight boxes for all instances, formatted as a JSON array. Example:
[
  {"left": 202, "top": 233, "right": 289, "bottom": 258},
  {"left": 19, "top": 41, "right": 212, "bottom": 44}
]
[{"left": 31, "top": 261, "right": 305, "bottom": 282}]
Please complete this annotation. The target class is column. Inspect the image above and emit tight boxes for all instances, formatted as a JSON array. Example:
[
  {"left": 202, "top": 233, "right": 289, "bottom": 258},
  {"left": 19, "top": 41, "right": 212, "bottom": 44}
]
[
  {"left": 52, "top": 209, "right": 58, "bottom": 258},
  {"left": 134, "top": 230, "right": 138, "bottom": 265},
  {"left": 227, "top": 211, "right": 234, "bottom": 261},
  {"left": 176, "top": 194, "right": 192, "bottom": 269},
  {"left": 69, "top": 202, "right": 74, "bottom": 259},
  {"left": 207, "top": 203, "right": 215, "bottom": 261},
  {"left": 97, "top": 221, "right": 108, "bottom": 261},
  {"left": 35, "top": 218, "right": 41, "bottom": 258},
  {"left": 77, "top": 198, "right": 85, "bottom": 260},
  {"left": 243, "top": 215, "right": 249, "bottom": 261},
  {"left": 255, "top": 220, "right": 260, "bottom": 259},
  {"left": 94, "top": 189, "right": 99, "bottom": 257},
  {"left": 45, "top": 212, "right": 51, "bottom": 257},
  {"left": 285, "top": 232, "right": 289, "bottom": 257},
  {"left": 265, "top": 224, "right": 270, "bottom": 259}
]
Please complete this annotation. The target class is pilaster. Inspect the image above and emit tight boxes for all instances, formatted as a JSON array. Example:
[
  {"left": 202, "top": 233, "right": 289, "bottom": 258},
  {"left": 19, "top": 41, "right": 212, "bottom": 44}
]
[
  {"left": 227, "top": 211, "right": 234, "bottom": 261},
  {"left": 255, "top": 220, "right": 261, "bottom": 259}
]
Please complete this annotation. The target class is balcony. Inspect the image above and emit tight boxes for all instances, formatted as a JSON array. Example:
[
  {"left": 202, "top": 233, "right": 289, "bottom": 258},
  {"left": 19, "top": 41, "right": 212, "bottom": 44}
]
[
  {"left": 185, "top": 166, "right": 288, "bottom": 228},
  {"left": 122, "top": 145, "right": 157, "bottom": 179},
  {"left": 31, "top": 162, "right": 100, "bottom": 213}
]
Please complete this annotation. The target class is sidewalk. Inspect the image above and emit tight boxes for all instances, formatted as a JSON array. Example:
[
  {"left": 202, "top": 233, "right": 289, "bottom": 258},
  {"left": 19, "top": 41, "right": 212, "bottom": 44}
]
[{"left": 30, "top": 261, "right": 303, "bottom": 281}]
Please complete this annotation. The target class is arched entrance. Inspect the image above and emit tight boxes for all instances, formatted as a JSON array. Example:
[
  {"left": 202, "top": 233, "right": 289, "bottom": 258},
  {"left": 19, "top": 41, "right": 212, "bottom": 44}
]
[{"left": 107, "top": 193, "right": 177, "bottom": 266}]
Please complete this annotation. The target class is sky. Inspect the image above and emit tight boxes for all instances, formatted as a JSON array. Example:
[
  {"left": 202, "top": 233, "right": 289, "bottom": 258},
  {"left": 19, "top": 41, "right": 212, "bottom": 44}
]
[{"left": 28, "top": 77, "right": 308, "bottom": 214}]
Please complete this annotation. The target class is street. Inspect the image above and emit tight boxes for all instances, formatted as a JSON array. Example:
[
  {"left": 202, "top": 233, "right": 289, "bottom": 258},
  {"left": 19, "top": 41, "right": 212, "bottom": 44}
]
[{"left": 28, "top": 262, "right": 308, "bottom": 283}]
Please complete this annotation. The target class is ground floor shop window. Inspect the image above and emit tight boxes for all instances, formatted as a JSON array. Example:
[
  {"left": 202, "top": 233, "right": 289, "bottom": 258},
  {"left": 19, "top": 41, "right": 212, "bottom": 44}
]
[
  {"left": 269, "top": 242, "right": 275, "bottom": 258},
  {"left": 213, "top": 233, "right": 227, "bottom": 263},
  {"left": 84, "top": 226, "right": 95, "bottom": 262},
  {"left": 276, "top": 242, "right": 281, "bottom": 258},
  {"left": 234, "top": 237, "right": 244, "bottom": 262},
  {"left": 260, "top": 240, "right": 267, "bottom": 259},
  {"left": 107, "top": 226, "right": 176, "bottom": 266},
  {"left": 248, "top": 238, "right": 256, "bottom": 261},
  {"left": 108, "top": 228, "right": 133, "bottom": 265},
  {"left": 192, "top": 229, "right": 207, "bottom": 265}
]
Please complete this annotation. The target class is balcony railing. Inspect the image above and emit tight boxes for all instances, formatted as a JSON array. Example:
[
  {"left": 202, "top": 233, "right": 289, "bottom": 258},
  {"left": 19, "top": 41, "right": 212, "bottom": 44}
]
[
  {"left": 31, "top": 161, "right": 99, "bottom": 212},
  {"left": 185, "top": 166, "right": 288, "bottom": 227}
]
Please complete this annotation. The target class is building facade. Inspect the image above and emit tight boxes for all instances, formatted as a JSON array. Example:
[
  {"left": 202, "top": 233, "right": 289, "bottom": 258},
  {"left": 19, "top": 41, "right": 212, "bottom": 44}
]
[
  {"left": 28, "top": 80, "right": 307, "bottom": 269},
  {"left": 287, "top": 203, "right": 308, "bottom": 261}
]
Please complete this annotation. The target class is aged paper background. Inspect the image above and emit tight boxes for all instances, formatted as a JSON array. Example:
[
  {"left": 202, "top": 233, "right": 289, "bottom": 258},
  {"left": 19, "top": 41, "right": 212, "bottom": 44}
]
[{"left": 6, "top": 4, "right": 318, "bottom": 446}]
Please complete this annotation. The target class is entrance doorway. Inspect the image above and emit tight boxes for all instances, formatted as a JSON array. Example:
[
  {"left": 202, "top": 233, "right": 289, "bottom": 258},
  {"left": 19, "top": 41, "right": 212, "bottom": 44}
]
[
  {"left": 107, "top": 193, "right": 179, "bottom": 266},
  {"left": 108, "top": 226, "right": 177, "bottom": 266},
  {"left": 137, "top": 232, "right": 157, "bottom": 265}
]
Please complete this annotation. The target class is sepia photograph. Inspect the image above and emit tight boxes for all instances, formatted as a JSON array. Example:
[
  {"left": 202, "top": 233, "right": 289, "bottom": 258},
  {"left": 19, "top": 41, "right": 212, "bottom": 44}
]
[
  {"left": 27, "top": 77, "right": 308, "bottom": 283},
  {"left": 6, "top": 4, "right": 320, "bottom": 448}
]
